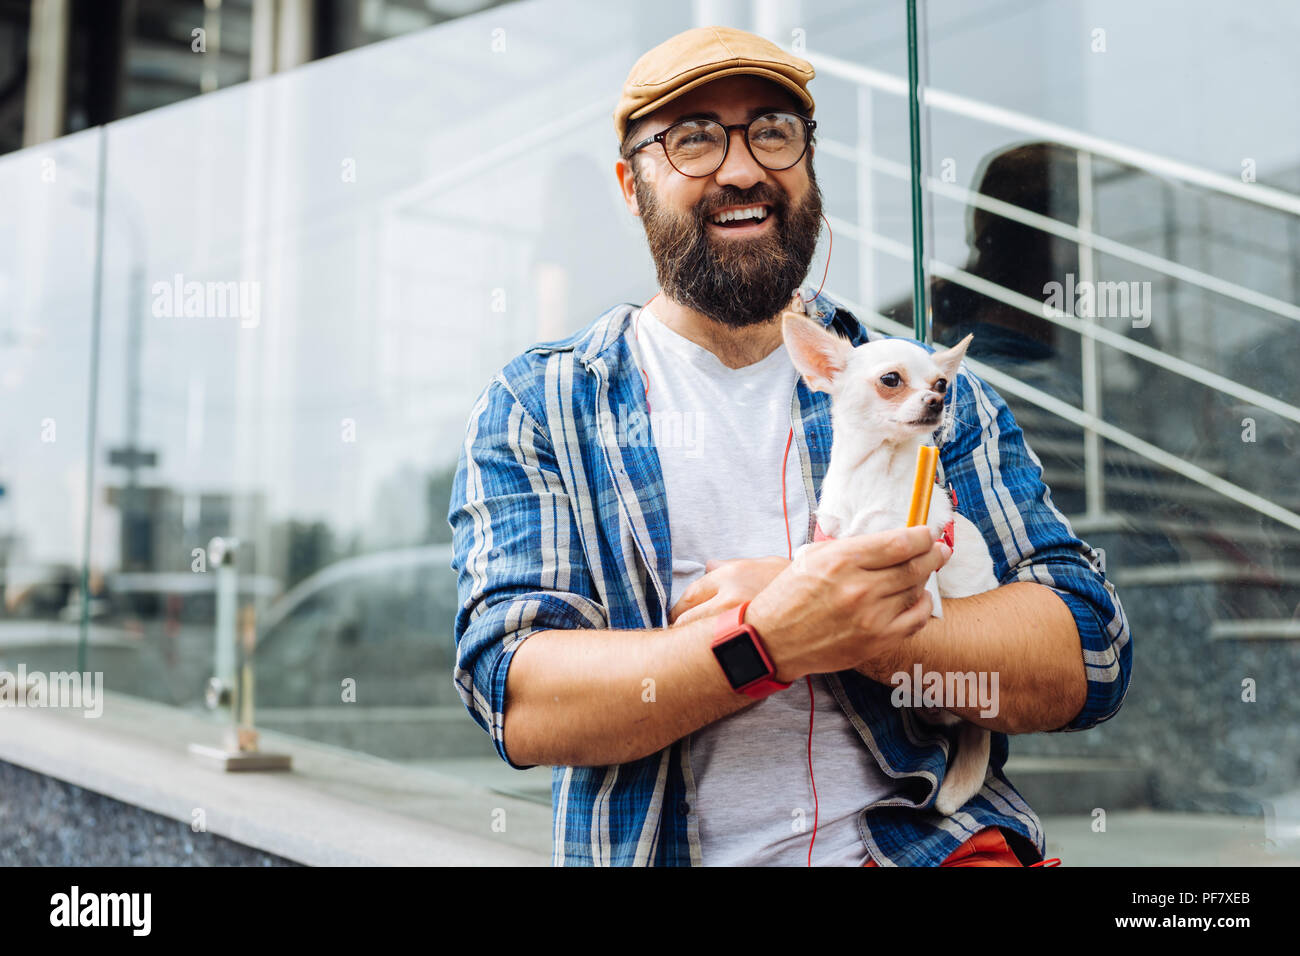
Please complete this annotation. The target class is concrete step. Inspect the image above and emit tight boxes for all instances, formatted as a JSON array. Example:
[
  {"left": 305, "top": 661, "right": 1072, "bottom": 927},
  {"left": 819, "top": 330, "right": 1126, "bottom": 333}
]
[
  {"left": 1209, "top": 619, "right": 1300, "bottom": 641},
  {"left": 1042, "top": 471, "right": 1300, "bottom": 518},
  {"left": 1004, "top": 755, "right": 1151, "bottom": 815},
  {"left": 1070, "top": 512, "right": 1300, "bottom": 548},
  {"left": 1113, "top": 561, "right": 1300, "bottom": 587}
]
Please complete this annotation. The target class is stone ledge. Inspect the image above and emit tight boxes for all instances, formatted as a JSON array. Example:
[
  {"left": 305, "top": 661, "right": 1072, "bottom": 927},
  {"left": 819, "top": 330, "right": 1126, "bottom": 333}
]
[
  {"left": 0, "top": 760, "right": 302, "bottom": 865},
  {"left": 0, "top": 693, "right": 551, "bottom": 866}
]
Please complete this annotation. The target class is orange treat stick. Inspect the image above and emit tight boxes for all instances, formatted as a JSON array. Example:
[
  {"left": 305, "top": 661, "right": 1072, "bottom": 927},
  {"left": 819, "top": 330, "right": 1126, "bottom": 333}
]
[{"left": 906, "top": 445, "right": 939, "bottom": 527}]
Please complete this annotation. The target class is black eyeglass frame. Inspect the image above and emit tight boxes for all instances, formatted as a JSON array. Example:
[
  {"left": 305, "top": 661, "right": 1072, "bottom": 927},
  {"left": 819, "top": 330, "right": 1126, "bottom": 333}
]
[{"left": 629, "top": 111, "right": 817, "bottom": 178}]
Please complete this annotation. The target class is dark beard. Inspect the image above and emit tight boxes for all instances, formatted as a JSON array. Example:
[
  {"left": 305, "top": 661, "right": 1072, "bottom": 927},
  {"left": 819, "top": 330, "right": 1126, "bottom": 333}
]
[{"left": 634, "top": 163, "right": 824, "bottom": 329}]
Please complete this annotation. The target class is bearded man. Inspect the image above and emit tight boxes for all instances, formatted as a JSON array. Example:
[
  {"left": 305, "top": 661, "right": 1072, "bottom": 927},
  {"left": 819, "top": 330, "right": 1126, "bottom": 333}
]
[{"left": 447, "top": 26, "right": 1130, "bottom": 867}]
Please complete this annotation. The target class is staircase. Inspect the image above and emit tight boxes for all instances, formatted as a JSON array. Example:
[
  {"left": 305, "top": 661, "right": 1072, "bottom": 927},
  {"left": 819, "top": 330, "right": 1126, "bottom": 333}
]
[{"left": 1001, "top": 393, "right": 1300, "bottom": 816}]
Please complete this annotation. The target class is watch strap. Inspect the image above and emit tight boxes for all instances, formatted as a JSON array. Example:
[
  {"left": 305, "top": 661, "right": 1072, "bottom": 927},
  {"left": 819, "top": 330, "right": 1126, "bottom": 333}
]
[{"left": 711, "top": 601, "right": 793, "bottom": 699}]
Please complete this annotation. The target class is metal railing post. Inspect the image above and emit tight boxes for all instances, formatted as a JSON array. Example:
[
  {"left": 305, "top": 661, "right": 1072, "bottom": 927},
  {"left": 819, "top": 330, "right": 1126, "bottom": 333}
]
[
  {"left": 856, "top": 86, "right": 875, "bottom": 314},
  {"left": 905, "top": 0, "right": 928, "bottom": 341},
  {"left": 1076, "top": 150, "right": 1104, "bottom": 518}
]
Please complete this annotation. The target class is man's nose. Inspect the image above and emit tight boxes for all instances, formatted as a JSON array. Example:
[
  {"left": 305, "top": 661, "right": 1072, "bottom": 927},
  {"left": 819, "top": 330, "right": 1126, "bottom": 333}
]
[{"left": 713, "top": 127, "right": 766, "bottom": 189}]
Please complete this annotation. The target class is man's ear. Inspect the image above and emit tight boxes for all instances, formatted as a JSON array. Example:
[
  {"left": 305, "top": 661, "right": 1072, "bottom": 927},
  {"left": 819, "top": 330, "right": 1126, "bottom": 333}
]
[
  {"left": 931, "top": 332, "right": 973, "bottom": 381},
  {"left": 782, "top": 312, "right": 852, "bottom": 393},
  {"left": 615, "top": 158, "right": 640, "bottom": 217}
]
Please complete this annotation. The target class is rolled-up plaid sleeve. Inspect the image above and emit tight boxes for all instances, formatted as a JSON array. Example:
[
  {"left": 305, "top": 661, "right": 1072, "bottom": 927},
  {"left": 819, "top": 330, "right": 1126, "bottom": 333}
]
[
  {"left": 939, "top": 365, "right": 1133, "bottom": 732},
  {"left": 447, "top": 374, "right": 609, "bottom": 768}
]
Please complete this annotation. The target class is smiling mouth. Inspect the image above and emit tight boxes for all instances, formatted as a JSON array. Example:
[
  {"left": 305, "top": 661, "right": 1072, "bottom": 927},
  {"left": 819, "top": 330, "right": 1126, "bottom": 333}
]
[{"left": 707, "top": 204, "right": 773, "bottom": 230}]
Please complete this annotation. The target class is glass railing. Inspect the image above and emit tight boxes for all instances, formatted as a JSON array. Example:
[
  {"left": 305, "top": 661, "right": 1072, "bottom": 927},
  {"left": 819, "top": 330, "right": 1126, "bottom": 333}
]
[
  {"left": 0, "top": 0, "right": 722, "bottom": 804},
  {"left": 3, "top": 0, "right": 1297, "bottom": 856},
  {"left": 810, "top": 0, "right": 1300, "bottom": 826},
  {"left": 0, "top": 128, "right": 103, "bottom": 682}
]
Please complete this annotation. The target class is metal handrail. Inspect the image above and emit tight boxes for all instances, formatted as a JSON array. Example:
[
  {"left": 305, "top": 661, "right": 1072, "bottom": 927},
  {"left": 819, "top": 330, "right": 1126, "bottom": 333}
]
[
  {"left": 841, "top": 295, "right": 1300, "bottom": 534},
  {"left": 826, "top": 213, "right": 1300, "bottom": 426},
  {"left": 810, "top": 48, "right": 1300, "bottom": 533},
  {"left": 816, "top": 141, "right": 1300, "bottom": 326},
  {"left": 808, "top": 50, "right": 1300, "bottom": 217}
]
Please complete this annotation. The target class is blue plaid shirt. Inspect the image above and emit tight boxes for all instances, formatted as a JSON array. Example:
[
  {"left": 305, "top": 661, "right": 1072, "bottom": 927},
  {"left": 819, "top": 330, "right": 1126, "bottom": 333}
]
[{"left": 447, "top": 287, "right": 1132, "bottom": 866}]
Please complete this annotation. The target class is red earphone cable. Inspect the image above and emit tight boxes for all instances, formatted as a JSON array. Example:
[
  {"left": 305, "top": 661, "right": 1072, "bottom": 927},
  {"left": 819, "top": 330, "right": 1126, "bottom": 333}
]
[
  {"left": 781, "top": 426, "right": 819, "bottom": 867},
  {"left": 640, "top": 209, "right": 833, "bottom": 867},
  {"left": 636, "top": 292, "right": 660, "bottom": 414},
  {"left": 800, "top": 212, "right": 833, "bottom": 305},
  {"left": 780, "top": 426, "right": 795, "bottom": 561}
]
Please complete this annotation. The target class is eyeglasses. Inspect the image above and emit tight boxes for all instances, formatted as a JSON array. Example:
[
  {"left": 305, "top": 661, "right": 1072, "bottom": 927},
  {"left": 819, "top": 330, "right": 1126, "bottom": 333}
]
[{"left": 629, "top": 111, "right": 816, "bottom": 178}]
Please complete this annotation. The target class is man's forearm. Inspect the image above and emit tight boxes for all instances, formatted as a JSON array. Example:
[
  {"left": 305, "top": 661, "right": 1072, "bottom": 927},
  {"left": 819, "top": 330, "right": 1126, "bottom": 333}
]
[
  {"left": 856, "top": 581, "right": 1087, "bottom": 734},
  {"left": 503, "top": 616, "right": 752, "bottom": 767}
]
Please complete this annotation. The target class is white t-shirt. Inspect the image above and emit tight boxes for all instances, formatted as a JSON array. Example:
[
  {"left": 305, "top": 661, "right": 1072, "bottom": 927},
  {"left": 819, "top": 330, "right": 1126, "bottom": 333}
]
[{"left": 632, "top": 303, "right": 900, "bottom": 866}]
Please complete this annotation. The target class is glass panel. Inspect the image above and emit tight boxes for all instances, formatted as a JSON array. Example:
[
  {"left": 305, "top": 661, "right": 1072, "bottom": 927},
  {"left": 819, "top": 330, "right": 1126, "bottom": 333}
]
[
  {"left": 910, "top": 0, "right": 1300, "bottom": 850},
  {"left": 756, "top": 2, "right": 929, "bottom": 328},
  {"left": 0, "top": 128, "right": 103, "bottom": 686},
  {"left": 81, "top": 0, "right": 705, "bottom": 803}
]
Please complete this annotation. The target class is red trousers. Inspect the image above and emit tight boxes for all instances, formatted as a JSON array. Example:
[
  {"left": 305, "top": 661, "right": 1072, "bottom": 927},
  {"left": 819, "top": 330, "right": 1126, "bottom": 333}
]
[{"left": 863, "top": 826, "right": 1026, "bottom": 867}]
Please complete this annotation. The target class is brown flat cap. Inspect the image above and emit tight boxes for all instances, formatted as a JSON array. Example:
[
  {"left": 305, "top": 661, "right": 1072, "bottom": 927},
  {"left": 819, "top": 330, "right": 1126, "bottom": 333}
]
[{"left": 614, "top": 25, "right": 815, "bottom": 142}]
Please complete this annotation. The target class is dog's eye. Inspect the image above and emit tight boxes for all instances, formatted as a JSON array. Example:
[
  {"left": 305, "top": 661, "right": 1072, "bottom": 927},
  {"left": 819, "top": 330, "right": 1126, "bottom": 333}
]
[
  {"left": 880, "top": 372, "right": 902, "bottom": 388},
  {"left": 934, "top": 378, "right": 947, "bottom": 394}
]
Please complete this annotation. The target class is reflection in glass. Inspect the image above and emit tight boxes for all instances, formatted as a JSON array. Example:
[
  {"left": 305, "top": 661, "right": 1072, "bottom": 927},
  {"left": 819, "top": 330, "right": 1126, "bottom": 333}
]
[{"left": 906, "top": 0, "right": 1300, "bottom": 829}]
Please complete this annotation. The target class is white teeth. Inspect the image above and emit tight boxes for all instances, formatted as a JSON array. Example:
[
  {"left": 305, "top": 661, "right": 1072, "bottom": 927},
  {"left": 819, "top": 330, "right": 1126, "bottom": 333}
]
[{"left": 710, "top": 205, "right": 768, "bottom": 225}]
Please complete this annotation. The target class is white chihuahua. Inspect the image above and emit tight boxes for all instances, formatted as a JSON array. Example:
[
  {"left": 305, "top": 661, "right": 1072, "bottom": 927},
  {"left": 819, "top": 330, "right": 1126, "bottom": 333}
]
[{"left": 782, "top": 309, "right": 999, "bottom": 816}]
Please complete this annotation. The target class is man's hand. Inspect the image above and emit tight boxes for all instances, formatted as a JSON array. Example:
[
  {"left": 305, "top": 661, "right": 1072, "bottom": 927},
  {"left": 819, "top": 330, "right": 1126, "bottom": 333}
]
[
  {"left": 745, "top": 526, "right": 949, "bottom": 684},
  {"left": 669, "top": 556, "right": 789, "bottom": 626}
]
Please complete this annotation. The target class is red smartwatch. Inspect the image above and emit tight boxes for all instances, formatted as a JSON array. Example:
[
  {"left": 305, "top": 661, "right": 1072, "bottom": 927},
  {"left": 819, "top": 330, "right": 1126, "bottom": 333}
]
[{"left": 710, "top": 600, "right": 793, "bottom": 700}]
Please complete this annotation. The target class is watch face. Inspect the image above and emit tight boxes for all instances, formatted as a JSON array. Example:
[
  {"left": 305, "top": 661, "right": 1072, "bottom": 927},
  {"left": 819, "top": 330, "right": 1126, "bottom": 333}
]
[{"left": 713, "top": 632, "right": 770, "bottom": 688}]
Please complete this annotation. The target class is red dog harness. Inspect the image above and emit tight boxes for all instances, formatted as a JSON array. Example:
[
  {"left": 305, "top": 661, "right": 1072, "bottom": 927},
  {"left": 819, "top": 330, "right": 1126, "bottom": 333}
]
[{"left": 813, "top": 485, "right": 958, "bottom": 549}]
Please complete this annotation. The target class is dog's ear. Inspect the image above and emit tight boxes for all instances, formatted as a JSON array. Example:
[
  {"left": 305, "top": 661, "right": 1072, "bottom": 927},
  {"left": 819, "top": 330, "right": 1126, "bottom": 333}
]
[
  {"left": 931, "top": 332, "right": 973, "bottom": 381},
  {"left": 782, "top": 312, "right": 852, "bottom": 393}
]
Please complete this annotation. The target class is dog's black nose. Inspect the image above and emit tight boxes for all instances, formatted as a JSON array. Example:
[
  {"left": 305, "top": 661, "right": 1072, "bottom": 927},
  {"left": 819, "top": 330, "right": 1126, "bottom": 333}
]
[{"left": 925, "top": 396, "right": 944, "bottom": 413}]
